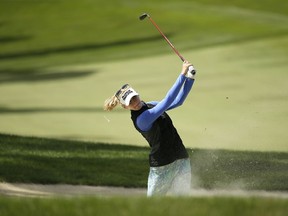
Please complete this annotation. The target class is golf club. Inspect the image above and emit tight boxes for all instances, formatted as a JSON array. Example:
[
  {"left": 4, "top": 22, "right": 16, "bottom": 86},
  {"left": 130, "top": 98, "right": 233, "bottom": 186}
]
[{"left": 139, "top": 13, "right": 196, "bottom": 75}]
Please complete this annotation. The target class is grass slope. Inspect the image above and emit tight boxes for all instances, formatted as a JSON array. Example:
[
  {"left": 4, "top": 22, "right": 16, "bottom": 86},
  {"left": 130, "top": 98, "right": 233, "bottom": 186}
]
[
  {"left": 0, "top": 0, "right": 288, "bottom": 151},
  {"left": 0, "top": 0, "right": 287, "bottom": 68},
  {"left": 1, "top": 2, "right": 287, "bottom": 215},
  {"left": 0, "top": 37, "right": 287, "bottom": 151},
  {"left": 0, "top": 196, "right": 287, "bottom": 216},
  {"left": 0, "top": 134, "right": 287, "bottom": 191}
]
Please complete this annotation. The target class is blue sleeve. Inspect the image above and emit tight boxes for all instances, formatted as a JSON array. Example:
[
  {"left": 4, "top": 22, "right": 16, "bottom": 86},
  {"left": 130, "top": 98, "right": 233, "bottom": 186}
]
[
  {"left": 167, "top": 78, "right": 194, "bottom": 110},
  {"left": 136, "top": 74, "right": 188, "bottom": 132}
]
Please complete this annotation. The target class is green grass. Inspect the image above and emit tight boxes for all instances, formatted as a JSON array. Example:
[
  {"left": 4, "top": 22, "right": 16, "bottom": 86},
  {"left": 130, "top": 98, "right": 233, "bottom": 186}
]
[
  {"left": 0, "top": 1, "right": 287, "bottom": 215},
  {"left": 0, "top": 134, "right": 287, "bottom": 191},
  {"left": 0, "top": 0, "right": 288, "bottom": 69},
  {"left": 0, "top": 134, "right": 149, "bottom": 187},
  {"left": 0, "top": 0, "right": 288, "bottom": 152},
  {"left": 0, "top": 196, "right": 287, "bottom": 216},
  {"left": 0, "top": 37, "right": 287, "bottom": 152}
]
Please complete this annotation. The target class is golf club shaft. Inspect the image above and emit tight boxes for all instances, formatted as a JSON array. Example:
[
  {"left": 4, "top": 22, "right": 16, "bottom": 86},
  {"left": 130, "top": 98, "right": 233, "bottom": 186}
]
[
  {"left": 140, "top": 13, "right": 196, "bottom": 75},
  {"left": 147, "top": 16, "right": 186, "bottom": 62}
]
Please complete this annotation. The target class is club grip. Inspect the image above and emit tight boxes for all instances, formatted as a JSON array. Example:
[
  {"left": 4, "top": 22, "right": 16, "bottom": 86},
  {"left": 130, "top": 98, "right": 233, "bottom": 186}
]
[{"left": 188, "top": 65, "right": 196, "bottom": 75}]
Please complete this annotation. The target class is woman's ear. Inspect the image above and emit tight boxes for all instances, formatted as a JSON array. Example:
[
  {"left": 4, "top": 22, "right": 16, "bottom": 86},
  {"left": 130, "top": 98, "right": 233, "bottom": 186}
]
[{"left": 121, "top": 104, "right": 128, "bottom": 109}]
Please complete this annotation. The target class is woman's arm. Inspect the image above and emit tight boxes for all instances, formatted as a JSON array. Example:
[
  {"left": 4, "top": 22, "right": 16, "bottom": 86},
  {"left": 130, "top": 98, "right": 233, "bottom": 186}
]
[
  {"left": 167, "top": 61, "right": 195, "bottom": 110},
  {"left": 136, "top": 74, "right": 187, "bottom": 131},
  {"left": 167, "top": 78, "right": 194, "bottom": 110}
]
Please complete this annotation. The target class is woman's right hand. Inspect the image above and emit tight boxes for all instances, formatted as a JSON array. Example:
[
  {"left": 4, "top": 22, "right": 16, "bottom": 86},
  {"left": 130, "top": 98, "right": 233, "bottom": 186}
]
[{"left": 181, "top": 61, "right": 193, "bottom": 76}]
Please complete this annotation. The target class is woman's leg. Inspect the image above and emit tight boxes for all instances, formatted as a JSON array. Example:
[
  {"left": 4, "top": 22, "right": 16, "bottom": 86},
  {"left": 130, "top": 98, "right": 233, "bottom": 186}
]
[
  {"left": 147, "top": 163, "right": 174, "bottom": 196},
  {"left": 168, "top": 158, "right": 192, "bottom": 195}
]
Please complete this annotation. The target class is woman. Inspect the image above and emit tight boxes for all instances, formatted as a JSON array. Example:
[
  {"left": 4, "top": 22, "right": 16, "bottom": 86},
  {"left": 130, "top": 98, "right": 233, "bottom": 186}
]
[{"left": 104, "top": 61, "right": 196, "bottom": 196}]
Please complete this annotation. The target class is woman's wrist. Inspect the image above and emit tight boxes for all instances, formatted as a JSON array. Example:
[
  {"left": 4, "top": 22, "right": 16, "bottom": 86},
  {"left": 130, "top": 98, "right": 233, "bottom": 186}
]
[{"left": 186, "top": 65, "right": 196, "bottom": 79}]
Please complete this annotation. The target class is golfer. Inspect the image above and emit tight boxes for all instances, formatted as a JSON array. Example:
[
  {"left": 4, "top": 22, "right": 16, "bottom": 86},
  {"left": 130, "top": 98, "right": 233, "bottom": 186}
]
[{"left": 104, "top": 61, "right": 196, "bottom": 196}]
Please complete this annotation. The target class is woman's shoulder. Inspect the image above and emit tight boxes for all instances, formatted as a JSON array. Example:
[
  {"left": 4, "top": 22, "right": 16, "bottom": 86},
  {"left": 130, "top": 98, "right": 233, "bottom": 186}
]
[{"left": 147, "top": 101, "right": 158, "bottom": 107}]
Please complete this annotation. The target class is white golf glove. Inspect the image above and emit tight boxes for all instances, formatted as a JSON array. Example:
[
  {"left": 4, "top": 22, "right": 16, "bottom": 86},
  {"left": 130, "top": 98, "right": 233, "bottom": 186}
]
[{"left": 186, "top": 65, "right": 196, "bottom": 79}]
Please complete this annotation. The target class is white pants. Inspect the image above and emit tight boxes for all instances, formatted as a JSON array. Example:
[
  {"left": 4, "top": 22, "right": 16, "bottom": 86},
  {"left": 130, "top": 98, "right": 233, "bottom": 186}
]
[{"left": 147, "top": 158, "right": 191, "bottom": 196}]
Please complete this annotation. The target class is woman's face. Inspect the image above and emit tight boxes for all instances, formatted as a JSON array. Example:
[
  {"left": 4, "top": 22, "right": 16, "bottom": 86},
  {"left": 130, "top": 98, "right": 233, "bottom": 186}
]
[{"left": 125, "top": 95, "right": 142, "bottom": 111}]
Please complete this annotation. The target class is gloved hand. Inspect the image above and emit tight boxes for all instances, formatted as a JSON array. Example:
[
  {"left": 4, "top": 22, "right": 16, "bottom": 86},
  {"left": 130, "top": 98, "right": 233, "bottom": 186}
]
[{"left": 186, "top": 65, "right": 196, "bottom": 79}]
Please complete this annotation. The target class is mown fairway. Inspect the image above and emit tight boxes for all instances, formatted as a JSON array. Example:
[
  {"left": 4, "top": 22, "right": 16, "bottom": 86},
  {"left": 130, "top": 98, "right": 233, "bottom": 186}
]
[
  {"left": 0, "top": 0, "right": 288, "bottom": 152},
  {"left": 0, "top": 1, "right": 288, "bottom": 215},
  {"left": 1, "top": 134, "right": 287, "bottom": 190},
  {"left": 0, "top": 196, "right": 287, "bottom": 216},
  {"left": 0, "top": 134, "right": 288, "bottom": 216}
]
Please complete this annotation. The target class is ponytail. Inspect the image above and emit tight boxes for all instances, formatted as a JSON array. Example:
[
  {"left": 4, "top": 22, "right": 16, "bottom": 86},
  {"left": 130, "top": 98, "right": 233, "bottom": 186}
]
[{"left": 103, "top": 95, "right": 120, "bottom": 111}]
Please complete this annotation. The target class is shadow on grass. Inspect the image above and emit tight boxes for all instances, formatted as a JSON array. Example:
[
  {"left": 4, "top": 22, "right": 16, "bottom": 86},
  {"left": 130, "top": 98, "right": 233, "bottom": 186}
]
[
  {"left": 188, "top": 30, "right": 288, "bottom": 51},
  {"left": 0, "top": 35, "right": 32, "bottom": 43},
  {"left": 1, "top": 31, "right": 287, "bottom": 62},
  {"left": 0, "top": 68, "right": 96, "bottom": 83},
  {"left": 0, "top": 133, "right": 287, "bottom": 190},
  {"left": 0, "top": 106, "right": 106, "bottom": 114},
  {"left": 0, "top": 106, "right": 125, "bottom": 114},
  {"left": 0, "top": 34, "right": 170, "bottom": 60},
  {"left": 0, "top": 133, "right": 149, "bottom": 187}
]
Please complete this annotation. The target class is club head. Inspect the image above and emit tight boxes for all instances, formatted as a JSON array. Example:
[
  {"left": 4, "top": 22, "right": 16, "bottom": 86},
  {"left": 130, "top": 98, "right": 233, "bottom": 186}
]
[{"left": 139, "top": 13, "right": 150, "bottom": 21}]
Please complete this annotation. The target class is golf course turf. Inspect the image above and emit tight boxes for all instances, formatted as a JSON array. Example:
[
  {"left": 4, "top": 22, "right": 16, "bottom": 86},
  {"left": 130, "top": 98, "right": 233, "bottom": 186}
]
[{"left": 0, "top": 0, "right": 287, "bottom": 215}]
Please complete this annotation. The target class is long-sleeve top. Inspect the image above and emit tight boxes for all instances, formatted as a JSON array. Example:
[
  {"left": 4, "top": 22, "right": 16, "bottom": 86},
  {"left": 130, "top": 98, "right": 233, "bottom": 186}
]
[
  {"left": 131, "top": 74, "right": 195, "bottom": 167},
  {"left": 136, "top": 74, "right": 194, "bottom": 132}
]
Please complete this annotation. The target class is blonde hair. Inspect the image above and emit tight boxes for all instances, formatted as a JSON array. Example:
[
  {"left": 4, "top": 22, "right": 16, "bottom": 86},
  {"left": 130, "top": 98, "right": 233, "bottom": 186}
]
[
  {"left": 103, "top": 95, "right": 120, "bottom": 111},
  {"left": 104, "top": 84, "right": 133, "bottom": 111}
]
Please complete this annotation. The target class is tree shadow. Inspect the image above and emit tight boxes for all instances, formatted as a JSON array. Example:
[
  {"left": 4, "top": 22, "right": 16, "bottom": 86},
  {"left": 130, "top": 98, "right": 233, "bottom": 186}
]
[
  {"left": 0, "top": 35, "right": 32, "bottom": 43},
  {"left": 0, "top": 106, "right": 125, "bottom": 114},
  {"left": 0, "top": 133, "right": 149, "bottom": 187},
  {"left": 0, "top": 133, "right": 287, "bottom": 189},
  {"left": 188, "top": 30, "right": 288, "bottom": 51},
  {"left": 0, "top": 68, "right": 97, "bottom": 83},
  {"left": 0, "top": 34, "right": 172, "bottom": 60}
]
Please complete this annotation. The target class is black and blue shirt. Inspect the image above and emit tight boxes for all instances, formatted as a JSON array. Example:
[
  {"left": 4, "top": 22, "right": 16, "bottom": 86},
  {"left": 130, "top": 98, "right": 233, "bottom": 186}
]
[{"left": 131, "top": 74, "right": 194, "bottom": 167}]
